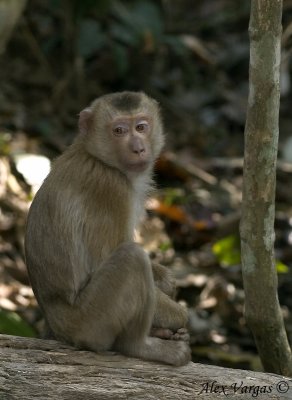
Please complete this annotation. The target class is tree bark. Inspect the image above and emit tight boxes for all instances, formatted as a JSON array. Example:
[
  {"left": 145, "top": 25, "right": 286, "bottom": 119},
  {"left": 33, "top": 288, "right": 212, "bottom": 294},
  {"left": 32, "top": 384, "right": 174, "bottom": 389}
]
[
  {"left": 0, "top": 334, "right": 291, "bottom": 399},
  {"left": 240, "top": 0, "right": 292, "bottom": 376}
]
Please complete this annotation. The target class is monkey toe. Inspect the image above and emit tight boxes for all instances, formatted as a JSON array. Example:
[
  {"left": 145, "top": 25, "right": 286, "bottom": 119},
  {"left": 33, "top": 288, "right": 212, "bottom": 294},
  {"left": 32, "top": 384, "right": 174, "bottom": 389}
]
[{"left": 171, "top": 328, "right": 190, "bottom": 342}]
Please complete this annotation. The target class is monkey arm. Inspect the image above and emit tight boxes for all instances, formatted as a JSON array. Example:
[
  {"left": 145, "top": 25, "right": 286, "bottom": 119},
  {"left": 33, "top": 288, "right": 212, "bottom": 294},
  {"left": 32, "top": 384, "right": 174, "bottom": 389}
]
[{"left": 151, "top": 262, "right": 176, "bottom": 299}]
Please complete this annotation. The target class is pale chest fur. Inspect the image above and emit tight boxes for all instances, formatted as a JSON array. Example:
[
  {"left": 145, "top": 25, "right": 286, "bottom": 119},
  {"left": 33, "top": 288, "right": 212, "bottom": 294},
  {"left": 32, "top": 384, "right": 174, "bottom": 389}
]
[{"left": 128, "top": 174, "right": 152, "bottom": 236}]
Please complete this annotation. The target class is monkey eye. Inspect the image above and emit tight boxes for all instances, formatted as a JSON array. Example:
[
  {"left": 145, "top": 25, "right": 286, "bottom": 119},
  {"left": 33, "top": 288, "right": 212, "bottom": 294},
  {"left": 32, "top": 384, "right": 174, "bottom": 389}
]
[
  {"left": 113, "top": 125, "right": 128, "bottom": 135},
  {"left": 136, "top": 121, "right": 149, "bottom": 133}
]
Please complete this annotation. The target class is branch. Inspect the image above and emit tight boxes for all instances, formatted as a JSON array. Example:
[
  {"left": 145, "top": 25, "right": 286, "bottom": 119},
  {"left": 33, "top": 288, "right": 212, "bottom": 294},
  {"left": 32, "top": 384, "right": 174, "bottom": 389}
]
[
  {"left": 0, "top": 335, "right": 291, "bottom": 399},
  {"left": 240, "top": 0, "right": 292, "bottom": 376}
]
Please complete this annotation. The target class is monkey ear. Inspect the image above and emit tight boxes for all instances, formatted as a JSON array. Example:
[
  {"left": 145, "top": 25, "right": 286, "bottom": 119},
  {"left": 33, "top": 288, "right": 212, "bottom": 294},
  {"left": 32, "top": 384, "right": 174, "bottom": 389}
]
[{"left": 78, "top": 108, "right": 93, "bottom": 135}]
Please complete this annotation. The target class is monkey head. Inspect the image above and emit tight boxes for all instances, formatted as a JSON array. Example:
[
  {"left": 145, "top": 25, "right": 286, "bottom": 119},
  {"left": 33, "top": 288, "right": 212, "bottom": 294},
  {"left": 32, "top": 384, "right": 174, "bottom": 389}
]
[{"left": 78, "top": 91, "right": 165, "bottom": 176}]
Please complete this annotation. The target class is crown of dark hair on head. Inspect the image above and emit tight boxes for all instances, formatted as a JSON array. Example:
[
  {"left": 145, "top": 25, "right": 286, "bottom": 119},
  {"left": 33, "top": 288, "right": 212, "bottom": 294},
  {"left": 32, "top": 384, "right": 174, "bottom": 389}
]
[{"left": 109, "top": 92, "right": 142, "bottom": 111}]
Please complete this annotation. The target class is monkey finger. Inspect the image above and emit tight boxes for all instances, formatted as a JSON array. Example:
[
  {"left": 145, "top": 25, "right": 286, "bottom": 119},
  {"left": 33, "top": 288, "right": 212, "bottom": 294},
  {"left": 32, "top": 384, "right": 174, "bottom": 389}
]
[
  {"left": 171, "top": 328, "right": 190, "bottom": 342},
  {"left": 150, "top": 327, "right": 174, "bottom": 339}
]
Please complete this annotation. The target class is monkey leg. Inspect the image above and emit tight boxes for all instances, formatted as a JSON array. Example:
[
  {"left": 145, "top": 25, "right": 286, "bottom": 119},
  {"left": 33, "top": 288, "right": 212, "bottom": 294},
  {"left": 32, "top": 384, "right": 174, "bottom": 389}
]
[{"left": 48, "top": 242, "right": 191, "bottom": 366}]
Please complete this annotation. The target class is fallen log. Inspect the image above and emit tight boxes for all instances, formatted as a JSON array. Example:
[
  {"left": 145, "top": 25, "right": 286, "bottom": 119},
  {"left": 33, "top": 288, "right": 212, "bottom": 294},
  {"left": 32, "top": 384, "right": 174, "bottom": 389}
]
[{"left": 0, "top": 334, "right": 291, "bottom": 399}]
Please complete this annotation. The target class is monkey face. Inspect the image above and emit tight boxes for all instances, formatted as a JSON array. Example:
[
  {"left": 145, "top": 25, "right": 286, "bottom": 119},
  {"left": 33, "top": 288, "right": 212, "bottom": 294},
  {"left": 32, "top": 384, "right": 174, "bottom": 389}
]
[
  {"left": 110, "top": 114, "right": 153, "bottom": 173},
  {"left": 79, "top": 92, "right": 165, "bottom": 178}
]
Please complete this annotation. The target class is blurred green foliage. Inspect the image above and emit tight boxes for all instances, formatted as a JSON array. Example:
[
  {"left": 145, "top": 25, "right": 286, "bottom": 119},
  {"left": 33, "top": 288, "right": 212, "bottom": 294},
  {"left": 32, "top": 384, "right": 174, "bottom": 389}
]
[
  {"left": 0, "top": 0, "right": 257, "bottom": 153},
  {"left": 212, "top": 235, "right": 241, "bottom": 267},
  {"left": 213, "top": 235, "right": 289, "bottom": 273},
  {"left": 0, "top": 309, "right": 36, "bottom": 337},
  {"left": 163, "top": 188, "right": 186, "bottom": 206},
  {"left": 35, "top": 0, "right": 191, "bottom": 83},
  {"left": 0, "top": 133, "right": 11, "bottom": 156},
  {"left": 158, "top": 241, "right": 172, "bottom": 252},
  {"left": 276, "top": 261, "right": 289, "bottom": 274}
]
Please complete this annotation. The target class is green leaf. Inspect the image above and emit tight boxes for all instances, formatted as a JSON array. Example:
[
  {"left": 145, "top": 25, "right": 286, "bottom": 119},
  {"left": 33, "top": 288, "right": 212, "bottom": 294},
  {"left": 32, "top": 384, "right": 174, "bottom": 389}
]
[
  {"left": 0, "top": 309, "right": 36, "bottom": 337},
  {"left": 164, "top": 188, "right": 185, "bottom": 206},
  {"left": 213, "top": 235, "right": 289, "bottom": 273},
  {"left": 212, "top": 235, "right": 241, "bottom": 267},
  {"left": 276, "top": 260, "right": 289, "bottom": 274},
  {"left": 159, "top": 242, "right": 172, "bottom": 252},
  {"left": 0, "top": 132, "right": 11, "bottom": 155}
]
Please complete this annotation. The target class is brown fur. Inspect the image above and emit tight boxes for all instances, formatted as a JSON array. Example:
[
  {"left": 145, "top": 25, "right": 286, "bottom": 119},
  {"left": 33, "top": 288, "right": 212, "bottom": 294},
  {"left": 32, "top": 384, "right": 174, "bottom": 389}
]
[{"left": 25, "top": 92, "right": 191, "bottom": 366}]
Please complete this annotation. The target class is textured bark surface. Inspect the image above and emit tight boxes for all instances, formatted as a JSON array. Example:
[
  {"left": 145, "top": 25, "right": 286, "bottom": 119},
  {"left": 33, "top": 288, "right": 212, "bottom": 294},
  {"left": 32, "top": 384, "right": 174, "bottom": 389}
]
[
  {"left": 0, "top": 334, "right": 291, "bottom": 399},
  {"left": 240, "top": 0, "right": 292, "bottom": 377}
]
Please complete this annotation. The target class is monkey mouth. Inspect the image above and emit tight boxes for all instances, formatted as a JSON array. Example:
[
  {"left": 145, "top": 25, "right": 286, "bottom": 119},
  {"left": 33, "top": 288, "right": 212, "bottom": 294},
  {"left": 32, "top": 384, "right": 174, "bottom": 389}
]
[{"left": 126, "top": 160, "right": 150, "bottom": 172}]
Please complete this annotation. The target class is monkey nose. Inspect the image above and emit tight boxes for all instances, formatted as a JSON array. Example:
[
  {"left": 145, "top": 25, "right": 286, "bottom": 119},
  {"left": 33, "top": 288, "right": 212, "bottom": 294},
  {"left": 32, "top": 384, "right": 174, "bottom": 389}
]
[
  {"left": 133, "top": 147, "right": 145, "bottom": 155},
  {"left": 130, "top": 137, "right": 145, "bottom": 155}
]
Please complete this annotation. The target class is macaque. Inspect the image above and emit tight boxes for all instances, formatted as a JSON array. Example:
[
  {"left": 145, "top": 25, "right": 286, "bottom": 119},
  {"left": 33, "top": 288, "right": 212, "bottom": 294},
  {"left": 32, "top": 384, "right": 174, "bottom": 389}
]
[{"left": 25, "top": 91, "right": 191, "bottom": 366}]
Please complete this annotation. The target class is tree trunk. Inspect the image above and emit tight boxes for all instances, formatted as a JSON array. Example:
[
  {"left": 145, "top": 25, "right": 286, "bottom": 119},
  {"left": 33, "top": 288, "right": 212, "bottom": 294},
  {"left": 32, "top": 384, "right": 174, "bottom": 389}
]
[
  {"left": 240, "top": 0, "right": 292, "bottom": 377},
  {"left": 0, "top": 334, "right": 291, "bottom": 399}
]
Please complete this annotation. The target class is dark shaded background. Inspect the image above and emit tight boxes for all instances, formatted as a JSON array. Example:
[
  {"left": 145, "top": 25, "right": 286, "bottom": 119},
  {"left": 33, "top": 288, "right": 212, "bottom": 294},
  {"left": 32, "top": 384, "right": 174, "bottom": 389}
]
[{"left": 0, "top": 0, "right": 292, "bottom": 371}]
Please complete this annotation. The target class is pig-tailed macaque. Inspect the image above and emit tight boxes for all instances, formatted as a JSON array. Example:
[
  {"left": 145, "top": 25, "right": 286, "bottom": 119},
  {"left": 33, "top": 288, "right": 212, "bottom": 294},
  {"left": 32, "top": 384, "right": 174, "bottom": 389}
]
[{"left": 25, "top": 91, "right": 191, "bottom": 366}]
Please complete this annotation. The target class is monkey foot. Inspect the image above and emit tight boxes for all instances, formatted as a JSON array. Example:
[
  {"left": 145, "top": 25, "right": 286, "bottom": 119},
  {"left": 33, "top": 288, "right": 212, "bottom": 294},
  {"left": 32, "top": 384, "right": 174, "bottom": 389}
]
[
  {"left": 150, "top": 327, "right": 190, "bottom": 342},
  {"left": 170, "top": 328, "right": 190, "bottom": 342}
]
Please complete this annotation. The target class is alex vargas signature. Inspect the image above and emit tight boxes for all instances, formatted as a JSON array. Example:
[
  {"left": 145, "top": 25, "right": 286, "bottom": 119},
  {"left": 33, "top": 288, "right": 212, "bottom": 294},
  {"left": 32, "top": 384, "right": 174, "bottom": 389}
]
[{"left": 199, "top": 380, "right": 273, "bottom": 396}]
